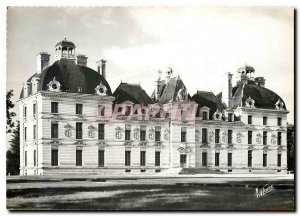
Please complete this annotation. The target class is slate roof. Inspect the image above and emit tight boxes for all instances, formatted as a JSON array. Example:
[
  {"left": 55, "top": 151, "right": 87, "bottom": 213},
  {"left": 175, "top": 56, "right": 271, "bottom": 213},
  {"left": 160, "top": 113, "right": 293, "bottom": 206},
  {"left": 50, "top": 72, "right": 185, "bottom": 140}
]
[
  {"left": 113, "top": 83, "right": 154, "bottom": 105},
  {"left": 20, "top": 59, "right": 112, "bottom": 98},
  {"left": 217, "top": 83, "right": 287, "bottom": 110},
  {"left": 192, "top": 91, "right": 226, "bottom": 118},
  {"left": 55, "top": 39, "right": 76, "bottom": 48}
]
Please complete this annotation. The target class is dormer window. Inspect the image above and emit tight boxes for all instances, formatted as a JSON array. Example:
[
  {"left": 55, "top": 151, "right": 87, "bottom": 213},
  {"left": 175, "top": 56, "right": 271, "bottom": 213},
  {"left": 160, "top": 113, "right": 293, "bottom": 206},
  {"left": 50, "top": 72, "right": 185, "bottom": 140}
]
[
  {"left": 31, "top": 77, "right": 40, "bottom": 94},
  {"left": 228, "top": 113, "right": 233, "bottom": 122},
  {"left": 47, "top": 77, "right": 61, "bottom": 92},
  {"left": 95, "top": 82, "right": 107, "bottom": 96},
  {"left": 77, "top": 87, "right": 82, "bottom": 93},
  {"left": 203, "top": 111, "right": 208, "bottom": 120}
]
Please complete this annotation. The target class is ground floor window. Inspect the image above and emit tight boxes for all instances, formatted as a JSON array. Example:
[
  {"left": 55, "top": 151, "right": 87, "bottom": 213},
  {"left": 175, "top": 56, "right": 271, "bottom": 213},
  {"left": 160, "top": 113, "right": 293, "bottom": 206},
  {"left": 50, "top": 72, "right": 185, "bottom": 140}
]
[
  {"left": 277, "top": 154, "right": 281, "bottom": 167},
  {"left": 51, "top": 149, "right": 58, "bottom": 166},
  {"left": 125, "top": 150, "right": 131, "bottom": 166},
  {"left": 155, "top": 151, "right": 160, "bottom": 166},
  {"left": 202, "top": 152, "right": 207, "bottom": 167},
  {"left": 263, "top": 153, "right": 267, "bottom": 167},
  {"left": 33, "top": 150, "right": 36, "bottom": 166},
  {"left": 140, "top": 151, "right": 146, "bottom": 166},
  {"left": 248, "top": 150, "right": 252, "bottom": 167},
  {"left": 76, "top": 149, "right": 83, "bottom": 166},
  {"left": 25, "top": 151, "right": 27, "bottom": 167},
  {"left": 98, "top": 150, "right": 105, "bottom": 167},
  {"left": 215, "top": 152, "right": 220, "bottom": 167},
  {"left": 228, "top": 153, "right": 232, "bottom": 167},
  {"left": 180, "top": 154, "right": 187, "bottom": 167}
]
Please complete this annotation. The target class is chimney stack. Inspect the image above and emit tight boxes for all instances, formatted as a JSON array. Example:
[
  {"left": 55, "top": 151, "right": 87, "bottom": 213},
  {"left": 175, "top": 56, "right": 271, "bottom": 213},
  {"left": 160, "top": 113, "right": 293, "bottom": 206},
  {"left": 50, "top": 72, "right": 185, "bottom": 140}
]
[
  {"left": 76, "top": 54, "right": 88, "bottom": 66},
  {"left": 37, "top": 52, "right": 50, "bottom": 74},
  {"left": 101, "top": 59, "right": 106, "bottom": 79},
  {"left": 222, "top": 72, "right": 233, "bottom": 108}
]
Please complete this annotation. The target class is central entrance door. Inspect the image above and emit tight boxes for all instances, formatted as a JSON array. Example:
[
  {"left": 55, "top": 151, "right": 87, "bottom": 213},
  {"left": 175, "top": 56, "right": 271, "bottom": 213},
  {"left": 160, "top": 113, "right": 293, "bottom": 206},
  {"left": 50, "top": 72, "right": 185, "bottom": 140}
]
[
  {"left": 180, "top": 154, "right": 187, "bottom": 168},
  {"left": 202, "top": 152, "right": 208, "bottom": 167}
]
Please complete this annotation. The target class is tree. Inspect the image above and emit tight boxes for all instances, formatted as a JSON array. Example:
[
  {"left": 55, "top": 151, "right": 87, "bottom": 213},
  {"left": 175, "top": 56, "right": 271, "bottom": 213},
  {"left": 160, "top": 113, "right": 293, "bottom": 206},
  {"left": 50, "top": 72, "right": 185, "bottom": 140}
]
[
  {"left": 6, "top": 121, "right": 20, "bottom": 175},
  {"left": 287, "top": 124, "right": 295, "bottom": 172},
  {"left": 6, "top": 90, "right": 16, "bottom": 133}
]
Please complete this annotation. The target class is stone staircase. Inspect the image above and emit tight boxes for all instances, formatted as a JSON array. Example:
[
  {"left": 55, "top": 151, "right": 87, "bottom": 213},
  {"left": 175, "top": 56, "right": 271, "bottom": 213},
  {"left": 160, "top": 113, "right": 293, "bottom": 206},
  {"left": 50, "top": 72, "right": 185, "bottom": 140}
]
[
  {"left": 155, "top": 168, "right": 182, "bottom": 176},
  {"left": 179, "top": 168, "right": 224, "bottom": 175}
]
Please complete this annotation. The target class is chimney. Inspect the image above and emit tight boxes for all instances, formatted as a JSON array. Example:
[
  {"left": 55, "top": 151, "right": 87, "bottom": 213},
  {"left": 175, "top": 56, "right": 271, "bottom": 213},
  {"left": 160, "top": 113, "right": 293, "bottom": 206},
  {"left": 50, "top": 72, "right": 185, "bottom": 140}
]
[
  {"left": 222, "top": 72, "right": 233, "bottom": 108},
  {"left": 76, "top": 54, "right": 88, "bottom": 66},
  {"left": 255, "top": 77, "right": 266, "bottom": 88},
  {"left": 101, "top": 59, "right": 106, "bottom": 79},
  {"left": 36, "top": 52, "right": 50, "bottom": 74}
]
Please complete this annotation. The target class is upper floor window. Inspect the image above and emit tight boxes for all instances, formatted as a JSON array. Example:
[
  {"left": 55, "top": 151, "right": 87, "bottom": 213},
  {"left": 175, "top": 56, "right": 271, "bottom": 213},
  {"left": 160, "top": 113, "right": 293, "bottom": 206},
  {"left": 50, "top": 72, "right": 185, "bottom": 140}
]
[
  {"left": 98, "top": 124, "right": 105, "bottom": 140},
  {"left": 203, "top": 112, "right": 208, "bottom": 120},
  {"left": 98, "top": 105, "right": 105, "bottom": 116},
  {"left": 202, "top": 128, "right": 207, "bottom": 143},
  {"left": 215, "top": 129, "right": 220, "bottom": 143},
  {"left": 277, "top": 132, "right": 282, "bottom": 145},
  {"left": 181, "top": 127, "right": 187, "bottom": 143},
  {"left": 228, "top": 113, "right": 233, "bottom": 122},
  {"left": 263, "top": 116, "right": 267, "bottom": 125},
  {"left": 24, "top": 127, "right": 27, "bottom": 141},
  {"left": 76, "top": 122, "right": 82, "bottom": 139},
  {"left": 33, "top": 103, "right": 36, "bottom": 115},
  {"left": 277, "top": 117, "right": 282, "bottom": 126},
  {"left": 155, "top": 126, "right": 161, "bottom": 142},
  {"left": 140, "top": 125, "right": 146, "bottom": 141},
  {"left": 51, "top": 102, "right": 58, "bottom": 114},
  {"left": 125, "top": 124, "right": 131, "bottom": 140},
  {"left": 76, "top": 104, "right": 83, "bottom": 115},
  {"left": 263, "top": 131, "right": 267, "bottom": 145},
  {"left": 51, "top": 122, "right": 58, "bottom": 139},
  {"left": 24, "top": 106, "right": 27, "bottom": 118},
  {"left": 228, "top": 130, "right": 232, "bottom": 144},
  {"left": 33, "top": 125, "right": 37, "bottom": 140},
  {"left": 248, "top": 115, "right": 252, "bottom": 125},
  {"left": 248, "top": 131, "right": 252, "bottom": 144}
]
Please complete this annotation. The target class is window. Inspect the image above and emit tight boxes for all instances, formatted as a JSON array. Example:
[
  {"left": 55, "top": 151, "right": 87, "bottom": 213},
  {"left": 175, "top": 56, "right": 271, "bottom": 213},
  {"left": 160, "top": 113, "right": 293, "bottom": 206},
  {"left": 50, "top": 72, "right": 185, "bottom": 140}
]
[
  {"left": 263, "top": 116, "right": 267, "bottom": 125},
  {"left": 248, "top": 150, "right": 252, "bottom": 167},
  {"left": 215, "top": 152, "right": 220, "bottom": 167},
  {"left": 33, "top": 103, "right": 36, "bottom": 115},
  {"left": 51, "top": 149, "right": 58, "bottom": 166},
  {"left": 228, "top": 113, "right": 233, "bottom": 122},
  {"left": 140, "top": 151, "right": 146, "bottom": 166},
  {"left": 51, "top": 122, "right": 58, "bottom": 139},
  {"left": 181, "top": 110, "right": 187, "bottom": 121},
  {"left": 125, "top": 125, "right": 131, "bottom": 140},
  {"left": 125, "top": 150, "right": 131, "bottom": 166},
  {"left": 98, "top": 150, "right": 105, "bottom": 167},
  {"left": 181, "top": 127, "right": 187, "bottom": 142},
  {"left": 76, "top": 149, "right": 83, "bottom": 166},
  {"left": 25, "top": 151, "right": 27, "bottom": 167},
  {"left": 263, "top": 153, "right": 267, "bottom": 167},
  {"left": 277, "top": 117, "right": 282, "bottom": 126},
  {"left": 98, "top": 124, "right": 105, "bottom": 140},
  {"left": 98, "top": 105, "right": 105, "bottom": 116},
  {"left": 155, "top": 126, "right": 161, "bottom": 142},
  {"left": 33, "top": 150, "right": 36, "bottom": 166},
  {"left": 203, "top": 112, "right": 208, "bottom": 120},
  {"left": 202, "top": 152, "right": 207, "bottom": 167},
  {"left": 76, "top": 122, "right": 82, "bottom": 139},
  {"left": 23, "top": 106, "right": 27, "bottom": 118},
  {"left": 277, "top": 154, "right": 281, "bottom": 167},
  {"left": 248, "top": 115, "right": 252, "bottom": 124},
  {"left": 155, "top": 151, "right": 160, "bottom": 166},
  {"left": 248, "top": 131, "right": 252, "bottom": 144},
  {"left": 24, "top": 127, "right": 27, "bottom": 141},
  {"left": 180, "top": 154, "right": 187, "bottom": 164},
  {"left": 140, "top": 126, "right": 146, "bottom": 141},
  {"left": 228, "top": 130, "right": 232, "bottom": 144},
  {"left": 263, "top": 131, "right": 267, "bottom": 145},
  {"left": 76, "top": 104, "right": 83, "bottom": 115},
  {"left": 202, "top": 128, "right": 207, "bottom": 143},
  {"left": 51, "top": 102, "right": 58, "bottom": 113},
  {"left": 277, "top": 132, "right": 282, "bottom": 145},
  {"left": 33, "top": 125, "right": 36, "bottom": 139},
  {"left": 228, "top": 153, "right": 232, "bottom": 167},
  {"left": 215, "top": 129, "right": 220, "bottom": 143}
]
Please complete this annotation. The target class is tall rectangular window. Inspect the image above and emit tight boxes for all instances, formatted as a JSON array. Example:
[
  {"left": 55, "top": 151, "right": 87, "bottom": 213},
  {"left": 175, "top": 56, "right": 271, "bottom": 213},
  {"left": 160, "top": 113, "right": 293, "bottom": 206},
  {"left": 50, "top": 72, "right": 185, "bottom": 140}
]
[
  {"left": 215, "top": 129, "right": 220, "bottom": 143},
  {"left": 33, "top": 125, "right": 37, "bottom": 139},
  {"left": 24, "top": 106, "right": 27, "bottom": 118},
  {"left": 202, "top": 152, "right": 207, "bottom": 167},
  {"left": 140, "top": 125, "right": 146, "bottom": 141},
  {"left": 125, "top": 125, "right": 131, "bottom": 141},
  {"left": 263, "top": 153, "right": 267, "bottom": 167},
  {"left": 51, "top": 149, "right": 58, "bottom": 166},
  {"left": 51, "top": 102, "right": 58, "bottom": 113},
  {"left": 24, "top": 127, "right": 27, "bottom": 141},
  {"left": 228, "top": 153, "right": 232, "bottom": 167},
  {"left": 202, "top": 128, "right": 207, "bottom": 143},
  {"left": 228, "top": 130, "right": 232, "bottom": 144},
  {"left": 33, "top": 103, "right": 36, "bottom": 115},
  {"left": 263, "top": 131, "right": 267, "bottom": 145},
  {"left": 277, "top": 117, "right": 282, "bottom": 126},
  {"left": 263, "top": 116, "right": 267, "bottom": 125},
  {"left": 140, "top": 151, "right": 146, "bottom": 166},
  {"left": 248, "top": 150, "right": 252, "bottom": 167},
  {"left": 248, "top": 131, "right": 252, "bottom": 144},
  {"left": 33, "top": 150, "right": 36, "bottom": 166},
  {"left": 98, "top": 150, "right": 105, "bottom": 167},
  {"left": 181, "top": 127, "right": 187, "bottom": 142},
  {"left": 76, "top": 104, "right": 83, "bottom": 115},
  {"left": 215, "top": 152, "right": 220, "bottom": 167},
  {"left": 155, "top": 151, "right": 160, "bottom": 166},
  {"left": 228, "top": 113, "right": 233, "bottom": 122},
  {"left": 76, "top": 149, "right": 83, "bottom": 166},
  {"left": 25, "top": 151, "right": 27, "bottom": 167},
  {"left": 155, "top": 126, "right": 161, "bottom": 142},
  {"left": 248, "top": 115, "right": 252, "bottom": 124},
  {"left": 51, "top": 122, "right": 58, "bottom": 139},
  {"left": 203, "top": 112, "right": 208, "bottom": 120},
  {"left": 125, "top": 150, "right": 131, "bottom": 166},
  {"left": 76, "top": 122, "right": 82, "bottom": 139},
  {"left": 98, "top": 124, "right": 105, "bottom": 140},
  {"left": 277, "top": 154, "right": 281, "bottom": 167},
  {"left": 277, "top": 132, "right": 282, "bottom": 145}
]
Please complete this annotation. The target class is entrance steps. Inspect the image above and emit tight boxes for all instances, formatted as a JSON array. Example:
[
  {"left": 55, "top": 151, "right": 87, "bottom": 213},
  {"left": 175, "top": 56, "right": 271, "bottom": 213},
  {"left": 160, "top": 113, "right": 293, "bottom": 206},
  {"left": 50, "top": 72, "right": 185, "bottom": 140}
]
[
  {"left": 179, "top": 168, "right": 224, "bottom": 175},
  {"left": 155, "top": 168, "right": 182, "bottom": 176}
]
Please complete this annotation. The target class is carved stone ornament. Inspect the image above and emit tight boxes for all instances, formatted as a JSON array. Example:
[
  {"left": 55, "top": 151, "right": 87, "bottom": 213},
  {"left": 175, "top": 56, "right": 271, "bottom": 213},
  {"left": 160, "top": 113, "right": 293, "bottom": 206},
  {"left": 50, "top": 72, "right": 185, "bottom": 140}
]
[
  {"left": 213, "top": 110, "right": 222, "bottom": 120},
  {"left": 133, "top": 128, "right": 140, "bottom": 140},
  {"left": 222, "top": 131, "right": 228, "bottom": 143},
  {"left": 95, "top": 82, "right": 107, "bottom": 96},
  {"left": 65, "top": 129, "right": 72, "bottom": 137},
  {"left": 245, "top": 97, "right": 255, "bottom": 108},
  {"left": 178, "top": 146, "right": 191, "bottom": 153},
  {"left": 88, "top": 130, "right": 95, "bottom": 138},
  {"left": 209, "top": 131, "right": 214, "bottom": 143},
  {"left": 256, "top": 133, "right": 261, "bottom": 144},
  {"left": 271, "top": 133, "right": 277, "bottom": 145},
  {"left": 47, "top": 77, "right": 61, "bottom": 92},
  {"left": 148, "top": 128, "right": 154, "bottom": 140},
  {"left": 115, "top": 127, "right": 122, "bottom": 139}
]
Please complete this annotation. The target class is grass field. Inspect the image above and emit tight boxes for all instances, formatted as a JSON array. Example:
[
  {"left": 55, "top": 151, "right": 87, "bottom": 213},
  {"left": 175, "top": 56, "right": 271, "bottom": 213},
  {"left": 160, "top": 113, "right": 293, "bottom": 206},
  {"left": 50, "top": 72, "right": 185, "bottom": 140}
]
[{"left": 6, "top": 177, "right": 294, "bottom": 211}]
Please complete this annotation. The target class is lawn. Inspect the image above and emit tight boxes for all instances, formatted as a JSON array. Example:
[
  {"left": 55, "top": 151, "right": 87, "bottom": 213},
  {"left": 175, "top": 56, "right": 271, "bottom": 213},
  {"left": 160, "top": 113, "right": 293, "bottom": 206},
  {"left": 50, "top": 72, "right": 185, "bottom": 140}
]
[{"left": 6, "top": 178, "right": 294, "bottom": 211}]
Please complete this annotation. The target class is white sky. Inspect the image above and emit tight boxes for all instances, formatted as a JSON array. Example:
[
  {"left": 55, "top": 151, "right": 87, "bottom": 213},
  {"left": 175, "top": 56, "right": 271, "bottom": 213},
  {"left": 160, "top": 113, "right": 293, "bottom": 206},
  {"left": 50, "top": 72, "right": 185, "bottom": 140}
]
[{"left": 7, "top": 7, "right": 294, "bottom": 125}]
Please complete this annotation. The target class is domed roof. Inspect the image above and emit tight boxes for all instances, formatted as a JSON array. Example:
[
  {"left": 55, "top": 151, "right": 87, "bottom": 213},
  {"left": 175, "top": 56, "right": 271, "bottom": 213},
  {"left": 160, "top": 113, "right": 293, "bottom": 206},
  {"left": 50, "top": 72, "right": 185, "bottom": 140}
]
[
  {"left": 237, "top": 65, "right": 255, "bottom": 73},
  {"left": 20, "top": 58, "right": 112, "bottom": 98},
  {"left": 231, "top": 83, "right": 286, "bottom": 110},
  {"left": 55, "top": 38, "right": 76, "bottom": 48}
]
